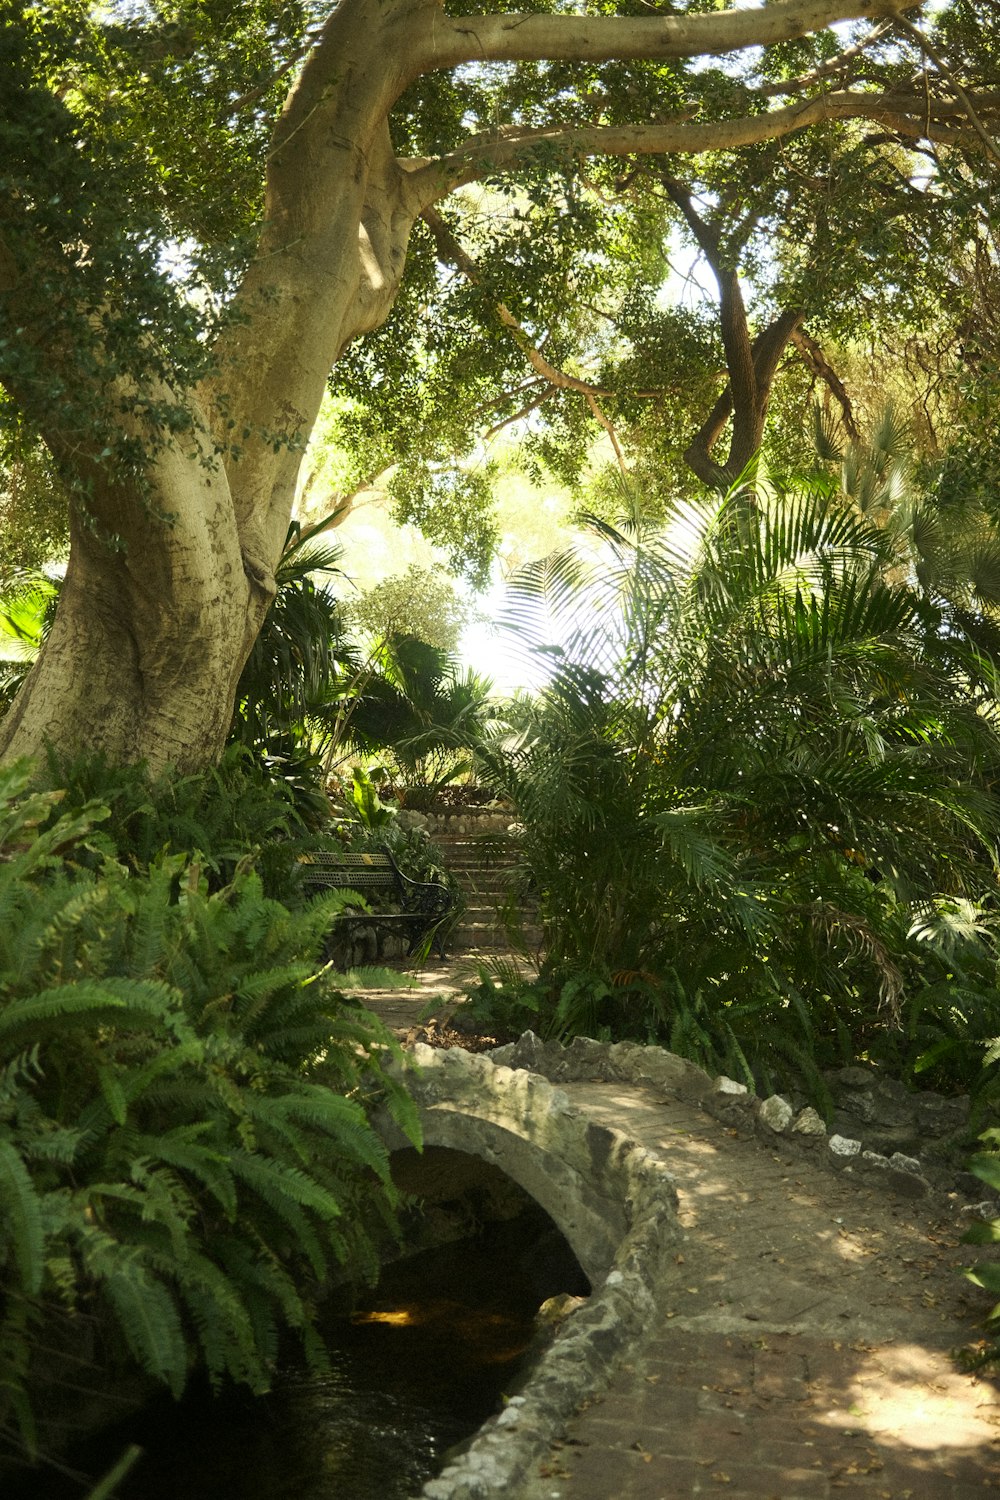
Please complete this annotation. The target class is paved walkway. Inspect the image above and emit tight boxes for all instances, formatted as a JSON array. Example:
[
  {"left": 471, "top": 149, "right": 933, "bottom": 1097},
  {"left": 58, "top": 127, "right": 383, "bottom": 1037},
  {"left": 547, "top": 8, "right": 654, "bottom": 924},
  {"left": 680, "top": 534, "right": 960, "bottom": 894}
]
[{"left": 364, "top": 962, "right": 1000, "bottom": 1499}]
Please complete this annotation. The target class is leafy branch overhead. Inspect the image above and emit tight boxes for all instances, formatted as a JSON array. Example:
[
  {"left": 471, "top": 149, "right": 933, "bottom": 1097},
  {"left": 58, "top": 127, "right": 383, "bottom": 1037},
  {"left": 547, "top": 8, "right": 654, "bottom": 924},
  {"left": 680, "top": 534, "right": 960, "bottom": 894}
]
[{"left": 1, "top": 0, "right": 998, "bottom": 770}]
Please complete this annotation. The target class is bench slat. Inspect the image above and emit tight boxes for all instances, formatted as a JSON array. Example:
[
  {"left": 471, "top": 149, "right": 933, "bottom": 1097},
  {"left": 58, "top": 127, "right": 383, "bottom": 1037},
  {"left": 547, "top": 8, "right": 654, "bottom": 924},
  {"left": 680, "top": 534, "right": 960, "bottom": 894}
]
[{"left": 296, "top": 843, "right": 453, "bottom": 958}]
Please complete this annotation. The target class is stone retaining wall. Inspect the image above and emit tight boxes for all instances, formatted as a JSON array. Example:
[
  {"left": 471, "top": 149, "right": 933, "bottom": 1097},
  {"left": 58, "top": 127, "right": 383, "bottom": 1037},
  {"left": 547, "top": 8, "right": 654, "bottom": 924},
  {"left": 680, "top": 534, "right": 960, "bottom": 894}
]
[{"left": 372, "top": 1044, "right": 684, "bottom": 1500}]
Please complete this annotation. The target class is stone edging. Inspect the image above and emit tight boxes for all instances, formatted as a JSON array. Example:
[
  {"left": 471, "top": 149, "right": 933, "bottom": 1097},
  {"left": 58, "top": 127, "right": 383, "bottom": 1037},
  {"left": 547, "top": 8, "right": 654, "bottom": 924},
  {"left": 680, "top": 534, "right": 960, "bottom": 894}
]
[
  {"left": 379, "top": 1045, "right": 684, "bottom": 1500},
  {"left": 489, "top": 1031, "right": 1000, "bottom": 1216}
]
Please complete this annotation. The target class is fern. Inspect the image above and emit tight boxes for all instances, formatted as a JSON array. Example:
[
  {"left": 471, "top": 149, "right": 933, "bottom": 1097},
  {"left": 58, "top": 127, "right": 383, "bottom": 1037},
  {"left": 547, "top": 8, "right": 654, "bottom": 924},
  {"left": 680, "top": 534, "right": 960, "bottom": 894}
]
[
  {"left": 0, "top": 762, "right": 414, "bottom": 1454},
  {"left": 100, "top": 1267, "right": 188, "bottom": 1399},
  {"left": 0, "top": 1139, "right": 45, "bottom": 1296}
]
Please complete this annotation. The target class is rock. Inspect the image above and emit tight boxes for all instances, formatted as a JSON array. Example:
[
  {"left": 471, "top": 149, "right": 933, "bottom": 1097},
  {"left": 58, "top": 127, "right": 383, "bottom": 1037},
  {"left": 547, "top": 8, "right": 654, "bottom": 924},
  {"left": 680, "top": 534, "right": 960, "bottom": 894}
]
[
  {"left": 831, "top": 1065, "right": 875, "bottom": 1088},
  {"left": 506, "top": 1031, "right": 551, "bottom": 1071},
  {"left": 889, "top": 1151, "right": 922, "bottom": 1176},
  {"left": 607, "top": 1040, "right": 643, "bottom": 1076},
  {"left": 759, "top": 1095, "right": 794, "bottom": 1133},
  {"left": 396, "top": 809, "right": 429, "bottom": 831},
  {"left": 913, "top": 1092, "right": 970, "bottom": 1138},
  {"left": 961, "top": 1201, "right": 998, "bottom": 1221},
  {"left": 886, "top": 1168, "right": 930, "bottom": 1199},
  {"left": 714, "top": 1075, "right": 748, "bottom": 1096},
  {"left": 792, "top": 1107, "right": 827, "bottom": 1137},
  {"left": 555, "top": 1035, "right": 609, "bottom": 1081},
  {"left": 828, "top": 1134, "right": 862, "bottom": 1159},
  {"left": 631, "top": 1048, "right": 711, "bottom": 1100}
]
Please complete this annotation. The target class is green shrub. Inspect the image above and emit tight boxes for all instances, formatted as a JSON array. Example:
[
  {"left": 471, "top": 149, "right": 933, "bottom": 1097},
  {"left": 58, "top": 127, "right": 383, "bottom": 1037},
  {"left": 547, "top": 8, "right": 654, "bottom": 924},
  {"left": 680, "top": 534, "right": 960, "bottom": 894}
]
[
  {"left": 962, "top": 1116, "right": 1000, "bottom": 1370},
  {"left": 479, "top": 489, "right": 1000, "bottom": 1101},
  {"left": 0, "top": 761, "right": 418, "bottom": 1461}
]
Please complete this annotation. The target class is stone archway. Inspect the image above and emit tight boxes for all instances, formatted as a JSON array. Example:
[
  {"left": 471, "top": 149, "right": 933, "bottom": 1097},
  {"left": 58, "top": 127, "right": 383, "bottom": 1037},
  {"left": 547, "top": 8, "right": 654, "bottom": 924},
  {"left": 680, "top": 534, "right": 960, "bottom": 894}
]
[{"left": 373, "top": 1045, "right": 664, "bottom": 1285}]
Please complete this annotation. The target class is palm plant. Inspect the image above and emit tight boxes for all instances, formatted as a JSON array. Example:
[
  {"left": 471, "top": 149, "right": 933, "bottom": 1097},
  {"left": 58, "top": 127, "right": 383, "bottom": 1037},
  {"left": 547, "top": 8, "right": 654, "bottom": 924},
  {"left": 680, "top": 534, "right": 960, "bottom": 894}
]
[
  {"left": 480, "top": 472, "right": 1000, "bottom": 1089},
  {"left": 230, "top": 514, "right": 358, "bottom": 791},
  {"left": 343, "top": 634, "right": 495, "bottom": 806},
  {"left": 0, "top": 571, "right": 59, "bottom": 714}
]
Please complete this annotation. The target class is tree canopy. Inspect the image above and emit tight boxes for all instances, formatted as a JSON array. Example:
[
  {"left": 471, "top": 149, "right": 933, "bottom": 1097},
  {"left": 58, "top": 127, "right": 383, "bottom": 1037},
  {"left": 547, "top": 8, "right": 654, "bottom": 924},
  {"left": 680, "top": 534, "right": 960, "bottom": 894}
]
[{"left": 1, "top": 0, "right": 997, "bottom": 769}]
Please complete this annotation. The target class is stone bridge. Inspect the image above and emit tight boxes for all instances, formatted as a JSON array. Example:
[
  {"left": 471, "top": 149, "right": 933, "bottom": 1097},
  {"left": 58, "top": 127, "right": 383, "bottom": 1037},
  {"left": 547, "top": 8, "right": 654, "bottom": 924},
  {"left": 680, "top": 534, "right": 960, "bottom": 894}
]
[
  {"left": 365, "top": 1033, "right": 1000, "bottom": 1500},
  {"left": 373, "top": 1042, "right": 682, "bottom": 1285}
]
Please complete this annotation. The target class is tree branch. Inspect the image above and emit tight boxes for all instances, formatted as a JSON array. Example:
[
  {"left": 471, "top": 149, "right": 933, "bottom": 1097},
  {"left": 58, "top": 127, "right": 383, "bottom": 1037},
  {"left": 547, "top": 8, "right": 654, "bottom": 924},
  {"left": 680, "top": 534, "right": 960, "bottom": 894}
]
[
  {"left": 662, "top": 177, "right": 757, "bottom": 457},
  {"left": 791, "top": 328, "right": 860, "bottom": 441},
  {"left": 415, "top": 1, "right": 910, "bottom": 74},
  {"left": 757, "top": 22, "right": 892, "bottom": 96},
  {"left": 889, "top": 8, "right": 1000, "bottom": 166},
  {"left": 401, "top": 88, "right": 995, "bottom": 209},
  {"left": 422, "top": 205, "right": 614, "bottom": 399}
]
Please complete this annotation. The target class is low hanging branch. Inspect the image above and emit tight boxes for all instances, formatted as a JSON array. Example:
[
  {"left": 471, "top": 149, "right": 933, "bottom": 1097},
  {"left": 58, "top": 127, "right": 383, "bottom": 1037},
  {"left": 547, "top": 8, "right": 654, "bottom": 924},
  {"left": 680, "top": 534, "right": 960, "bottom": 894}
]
[{"left": 791, "top": 328, "right": 861, "bottom": 442}]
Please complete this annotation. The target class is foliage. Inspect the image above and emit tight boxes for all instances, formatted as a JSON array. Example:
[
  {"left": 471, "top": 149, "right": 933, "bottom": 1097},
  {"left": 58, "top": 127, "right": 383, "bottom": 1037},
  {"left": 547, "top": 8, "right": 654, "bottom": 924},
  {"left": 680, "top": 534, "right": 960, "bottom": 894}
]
[
  {"left": 3, "top": 0, "right": 999, "bottom": 779},
  {"left": 0, "top": 760, "right": 417, "bottom": 1464},
  {"left": 962, "top": 1116, "right": 1000, "bottom": 1370},
  {"left": 34, "top": 745, "right": 326, "bottom": 903},
  {"left": 0, "top": 430, "right": 69, "bottom": 580},
  {"left": 345, "top": 636, "right": 495, "bottom": 807},
  {"left": 332, "top": 767, "right": 460, "bottom": 905},
  {"left": 325, "top": 12, "right": 1000, "bottom": 549},
  {"left": 0, "top": 570, "right": 59, "bottom": 715},
  {"left": 347, "top": 565, "right": 473, "bottom": 655},
  {"left": 476, "top": 477, "right": 1000, "bottom": 1097},
  {"left": 228, "top": 514, "right": 356, "bottom": 820}
]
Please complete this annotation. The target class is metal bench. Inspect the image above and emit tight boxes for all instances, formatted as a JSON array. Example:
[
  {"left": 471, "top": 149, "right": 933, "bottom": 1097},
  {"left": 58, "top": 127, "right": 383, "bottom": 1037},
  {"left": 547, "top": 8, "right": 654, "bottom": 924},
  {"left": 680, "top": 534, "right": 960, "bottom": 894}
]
[{"left": 299, "top": 847, "right": 453, "bottom": 959}]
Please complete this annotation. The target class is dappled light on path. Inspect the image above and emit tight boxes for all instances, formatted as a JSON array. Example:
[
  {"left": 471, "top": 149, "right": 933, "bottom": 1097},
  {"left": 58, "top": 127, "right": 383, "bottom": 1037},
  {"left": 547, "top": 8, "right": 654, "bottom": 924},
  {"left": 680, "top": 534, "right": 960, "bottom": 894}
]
[{"left": 816, "top": 1341, "right": 998, "bottom": 1453}]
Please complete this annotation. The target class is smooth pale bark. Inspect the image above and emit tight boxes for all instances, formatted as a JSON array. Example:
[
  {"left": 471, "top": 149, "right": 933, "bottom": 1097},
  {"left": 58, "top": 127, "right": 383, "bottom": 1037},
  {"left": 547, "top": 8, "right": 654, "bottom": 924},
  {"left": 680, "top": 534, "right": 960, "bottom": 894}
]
[
  {"left": 0, "top": 389, "right": 252, "bottom": 769},
  {"left": 0, "top": 0, "right": 981, "bottom": 773}
]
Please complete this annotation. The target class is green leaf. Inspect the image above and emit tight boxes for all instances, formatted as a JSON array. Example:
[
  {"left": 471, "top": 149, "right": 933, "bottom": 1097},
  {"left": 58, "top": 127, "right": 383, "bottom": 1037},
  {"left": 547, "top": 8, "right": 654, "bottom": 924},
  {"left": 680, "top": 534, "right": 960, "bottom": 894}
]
[{"left": 0, "top": 1137, "right": 44, "bottom": 1295}]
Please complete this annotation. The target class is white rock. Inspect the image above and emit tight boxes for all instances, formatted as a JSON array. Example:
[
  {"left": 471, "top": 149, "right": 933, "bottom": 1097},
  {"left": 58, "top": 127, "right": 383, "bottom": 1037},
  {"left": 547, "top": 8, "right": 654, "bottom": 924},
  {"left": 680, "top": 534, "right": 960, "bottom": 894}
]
[
  {"left": 792, "top": 1107, "right": 826, "bottom": 1137},
  {"left": 828, "top": 1134, "right": 862, "bottom": 1157},
  {"left": 759, "top": 1095, "right": 794, "bottom": 1133},
  {"left": 889, "top": 1151, "right": 922, "bottom": 1175},
  {"left": 714, "top": 1075, "right": 748, "bottom": 1095}
]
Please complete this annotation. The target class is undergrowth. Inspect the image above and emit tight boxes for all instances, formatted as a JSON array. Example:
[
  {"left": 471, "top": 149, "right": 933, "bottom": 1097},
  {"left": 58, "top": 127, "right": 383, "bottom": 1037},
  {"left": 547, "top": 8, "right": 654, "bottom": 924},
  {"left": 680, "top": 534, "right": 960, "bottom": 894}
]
[{"left": 0, "top": 760, "right": 419, "bottom": 1471}]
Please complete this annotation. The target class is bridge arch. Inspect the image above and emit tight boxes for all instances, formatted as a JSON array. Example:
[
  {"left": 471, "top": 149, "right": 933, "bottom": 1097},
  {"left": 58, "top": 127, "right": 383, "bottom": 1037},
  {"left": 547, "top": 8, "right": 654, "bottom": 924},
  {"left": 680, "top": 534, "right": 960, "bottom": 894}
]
[{"left": 374, "top": 1044, "right": 651, "bottom": 1284}]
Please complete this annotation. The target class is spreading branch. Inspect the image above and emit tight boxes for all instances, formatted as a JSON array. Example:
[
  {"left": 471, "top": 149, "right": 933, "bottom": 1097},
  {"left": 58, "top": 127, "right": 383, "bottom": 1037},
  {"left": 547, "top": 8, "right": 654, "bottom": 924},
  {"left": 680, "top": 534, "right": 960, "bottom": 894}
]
[
  {"left": 414, "top": 1, "right": 910, "bottom": 75},
  {"left": 402, "top": 88, "right": 999, "bottom": 210}
]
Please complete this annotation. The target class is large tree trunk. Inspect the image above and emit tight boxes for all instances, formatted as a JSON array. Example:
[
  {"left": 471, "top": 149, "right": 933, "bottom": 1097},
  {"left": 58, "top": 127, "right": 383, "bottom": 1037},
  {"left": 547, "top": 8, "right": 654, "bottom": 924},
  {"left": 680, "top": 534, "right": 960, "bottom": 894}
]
[
  {"left": 0, "top": 0, "right": 422, "bottom": 774},
  {"left": 0, "top": 398, "right": 264, "bottom": 773}
]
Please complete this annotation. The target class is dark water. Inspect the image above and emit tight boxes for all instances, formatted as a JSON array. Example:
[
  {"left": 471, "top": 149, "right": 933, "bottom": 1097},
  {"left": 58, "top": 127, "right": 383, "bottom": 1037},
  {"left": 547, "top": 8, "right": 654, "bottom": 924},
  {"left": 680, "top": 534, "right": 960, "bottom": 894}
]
[{"left": 12, "top": 1211, "right": 589, "bottom": 1500}]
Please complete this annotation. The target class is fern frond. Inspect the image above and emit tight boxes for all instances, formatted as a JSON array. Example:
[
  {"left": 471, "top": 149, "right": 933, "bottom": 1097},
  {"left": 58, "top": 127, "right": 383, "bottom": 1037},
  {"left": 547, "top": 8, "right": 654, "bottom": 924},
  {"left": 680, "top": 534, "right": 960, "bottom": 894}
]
[
  {"left": 228, "top": 1150, "right": 344, "bottom": 1224},
  {"left": 0, "top": 1138, "right": 44, "bottom": 1295},
  {"left": 0, "top": 978, "right": 174, "bottom": 1046},
  {"left": 100, "top": 1268, "right": 188, "bottom": 1397}
]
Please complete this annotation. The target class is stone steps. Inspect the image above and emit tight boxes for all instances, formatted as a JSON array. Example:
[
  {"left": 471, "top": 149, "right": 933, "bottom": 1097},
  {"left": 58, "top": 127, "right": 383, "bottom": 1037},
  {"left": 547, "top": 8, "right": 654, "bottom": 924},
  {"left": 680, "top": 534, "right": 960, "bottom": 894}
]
[{"left": 428, "top": 821, "right": 541, "bottom": 956}]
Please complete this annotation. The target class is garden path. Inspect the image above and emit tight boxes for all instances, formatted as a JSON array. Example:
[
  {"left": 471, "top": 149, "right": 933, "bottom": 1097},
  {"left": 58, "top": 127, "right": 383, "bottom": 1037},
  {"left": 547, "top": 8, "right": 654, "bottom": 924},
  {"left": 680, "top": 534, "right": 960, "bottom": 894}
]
[{"left": 363, "top": 961, "right": 1000, "bottom": 1499}]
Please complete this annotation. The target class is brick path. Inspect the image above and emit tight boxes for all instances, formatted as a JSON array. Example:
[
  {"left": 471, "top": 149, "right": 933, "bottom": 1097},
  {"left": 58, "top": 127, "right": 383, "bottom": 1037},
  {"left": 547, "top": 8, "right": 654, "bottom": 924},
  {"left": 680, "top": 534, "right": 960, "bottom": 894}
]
[
  {"left": 519, "top": 1082, "right": 1000, "bottom": 1499},
  {"left": 366, "top": 968, "right": 1000, "bottom": 1498}
]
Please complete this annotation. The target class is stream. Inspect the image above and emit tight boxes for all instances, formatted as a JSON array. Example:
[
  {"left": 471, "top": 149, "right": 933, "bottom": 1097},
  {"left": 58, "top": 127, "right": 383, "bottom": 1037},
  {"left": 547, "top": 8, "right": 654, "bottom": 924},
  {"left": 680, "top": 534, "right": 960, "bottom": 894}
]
[{"left": 11, "top": 1206, "right": 589, "bottom": 1500}]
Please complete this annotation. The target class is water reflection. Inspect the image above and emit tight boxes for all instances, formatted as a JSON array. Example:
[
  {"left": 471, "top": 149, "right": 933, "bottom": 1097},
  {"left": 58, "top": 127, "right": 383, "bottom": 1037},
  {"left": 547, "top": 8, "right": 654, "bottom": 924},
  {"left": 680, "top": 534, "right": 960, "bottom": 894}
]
[{"left": 12, "top": 1207, "right": 588, "bottom": 1500}]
